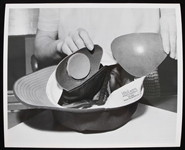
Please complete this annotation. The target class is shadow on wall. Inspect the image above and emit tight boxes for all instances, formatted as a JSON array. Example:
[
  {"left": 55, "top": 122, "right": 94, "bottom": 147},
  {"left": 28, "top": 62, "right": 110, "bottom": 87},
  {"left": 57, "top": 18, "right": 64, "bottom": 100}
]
[{"left": 8, "top": 8, "right": 39, "bottom": 35}]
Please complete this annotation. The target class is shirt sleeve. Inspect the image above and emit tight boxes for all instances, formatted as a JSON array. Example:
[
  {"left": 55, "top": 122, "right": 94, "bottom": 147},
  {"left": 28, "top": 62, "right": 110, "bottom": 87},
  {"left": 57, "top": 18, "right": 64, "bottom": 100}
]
[{"left": 37, "top": 8, "right": 60, "bottom": 31}]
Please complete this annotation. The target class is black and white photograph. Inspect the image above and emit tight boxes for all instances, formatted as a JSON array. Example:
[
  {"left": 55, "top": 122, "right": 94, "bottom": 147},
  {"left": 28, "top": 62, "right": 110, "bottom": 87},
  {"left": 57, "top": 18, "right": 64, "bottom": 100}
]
[{"left": 3, "top": 3, "right": 183, "bottom": 148}]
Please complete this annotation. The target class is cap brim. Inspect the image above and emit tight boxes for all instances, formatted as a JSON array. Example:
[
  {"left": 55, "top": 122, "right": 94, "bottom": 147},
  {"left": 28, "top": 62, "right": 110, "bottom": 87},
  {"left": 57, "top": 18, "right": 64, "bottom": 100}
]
[
  {"left": 13, "top": 65, "right": 139, "bottom": 132},
  {"left": 14, "top": 65, "right": 144, "bottom": 110},
  {"left": 13, "top": 66, "right": 106, "bottom": 112}
]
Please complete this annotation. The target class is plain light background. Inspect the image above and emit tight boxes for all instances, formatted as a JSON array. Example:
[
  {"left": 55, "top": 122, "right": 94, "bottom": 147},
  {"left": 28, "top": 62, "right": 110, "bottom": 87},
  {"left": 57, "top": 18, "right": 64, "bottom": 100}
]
[{"left": 8, "top": 8, "right": 39, "bottom": 35}]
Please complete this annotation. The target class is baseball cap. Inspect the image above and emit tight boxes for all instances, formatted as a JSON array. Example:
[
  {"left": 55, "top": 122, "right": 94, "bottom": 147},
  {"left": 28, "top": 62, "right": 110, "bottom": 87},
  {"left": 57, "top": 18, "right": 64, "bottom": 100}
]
[{"left": 13, "top": 33, "right": 167, "bottom": 132}]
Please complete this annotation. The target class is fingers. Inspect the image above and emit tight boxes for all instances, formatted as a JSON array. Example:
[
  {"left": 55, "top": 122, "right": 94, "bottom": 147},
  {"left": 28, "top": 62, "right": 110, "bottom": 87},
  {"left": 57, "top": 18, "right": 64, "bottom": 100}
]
[
  {"left": 169, "top": 32, "right": 177, "bottom": 59},
  {"left": 78, "top": 28, "right": 94, "bottom": 50},
  {"left": 58, "top": 28, "right": 94, "bottom": 56},
  {"left": 160, "top": 17, "right": 177, "bottom": 60},
  {"left": 160, "top": 18, "right": 170, "bottom": 55},
  {"left": 169, "top": 17, "right": 177, "bottom": 59},
  {"left": 62, "top": 43, "right": 73, "bottom": 55},
  {"left": 69, "top": 28, "right": 94, "bottom": 51},
  {"left": 56, "top": 40, "right": 73, "bottom": 55},
  {"left": 65, "top": 36, "right": 79, "bottom": 52},
  {"left": 57, "top": 36, "right": 81, "bottom": 55},
  {"left": 72, "top": 34, "right": 86, "bottom": 49}
]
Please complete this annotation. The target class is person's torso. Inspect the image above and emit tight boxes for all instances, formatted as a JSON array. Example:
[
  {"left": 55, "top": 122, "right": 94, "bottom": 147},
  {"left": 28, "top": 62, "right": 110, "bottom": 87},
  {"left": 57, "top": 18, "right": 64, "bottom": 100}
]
[{"left": 58, "top": 8, "right": 160, "bottom": 53}]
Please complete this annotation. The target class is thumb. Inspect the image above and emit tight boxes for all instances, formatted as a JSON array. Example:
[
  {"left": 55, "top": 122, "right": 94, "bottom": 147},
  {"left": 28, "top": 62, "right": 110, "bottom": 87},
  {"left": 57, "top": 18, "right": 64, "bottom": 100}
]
[{"left": 78, "top": 28, "right": 94, "bottom": 50}]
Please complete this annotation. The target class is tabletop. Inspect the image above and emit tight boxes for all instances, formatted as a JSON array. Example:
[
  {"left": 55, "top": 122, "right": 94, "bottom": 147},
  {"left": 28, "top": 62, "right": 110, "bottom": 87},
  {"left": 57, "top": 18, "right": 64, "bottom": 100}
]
[{"left": 5, "top": 102, "right": 180, "bottom": 148}]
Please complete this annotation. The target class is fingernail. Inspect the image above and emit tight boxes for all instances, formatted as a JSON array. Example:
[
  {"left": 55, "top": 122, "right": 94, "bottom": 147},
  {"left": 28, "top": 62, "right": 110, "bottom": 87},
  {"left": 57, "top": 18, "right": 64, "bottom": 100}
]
[
  {"left": 87, "top": 44, "right": 94, "bottom": 51},
  {"left": 175, "top": 54, "right": 178, "bottom": 60},
  {"left": 175, "top": 55, "right": 178, "bottom": 60},
  {"left": 164, "top": 47, "right": 170, "bottom": 55},
  {"left": 170, "top": 54, "right": 176, "bottom": 60}
]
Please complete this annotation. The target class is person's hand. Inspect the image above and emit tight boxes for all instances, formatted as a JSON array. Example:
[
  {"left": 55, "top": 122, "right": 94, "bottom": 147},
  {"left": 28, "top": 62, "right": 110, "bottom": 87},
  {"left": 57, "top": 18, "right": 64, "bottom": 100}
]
[
  {"left": 160, "top": 8, "right": 177, "bottom": 59},
  {"left": 56, "top": 28, "right": 94, "bottom": 55}
]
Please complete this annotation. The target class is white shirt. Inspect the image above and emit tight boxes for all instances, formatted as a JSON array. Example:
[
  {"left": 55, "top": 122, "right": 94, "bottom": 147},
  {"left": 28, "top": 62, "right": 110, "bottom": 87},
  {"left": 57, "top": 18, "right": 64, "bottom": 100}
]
[{"left": 38, "top": 8, "right": 160, "bottom": 65}]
